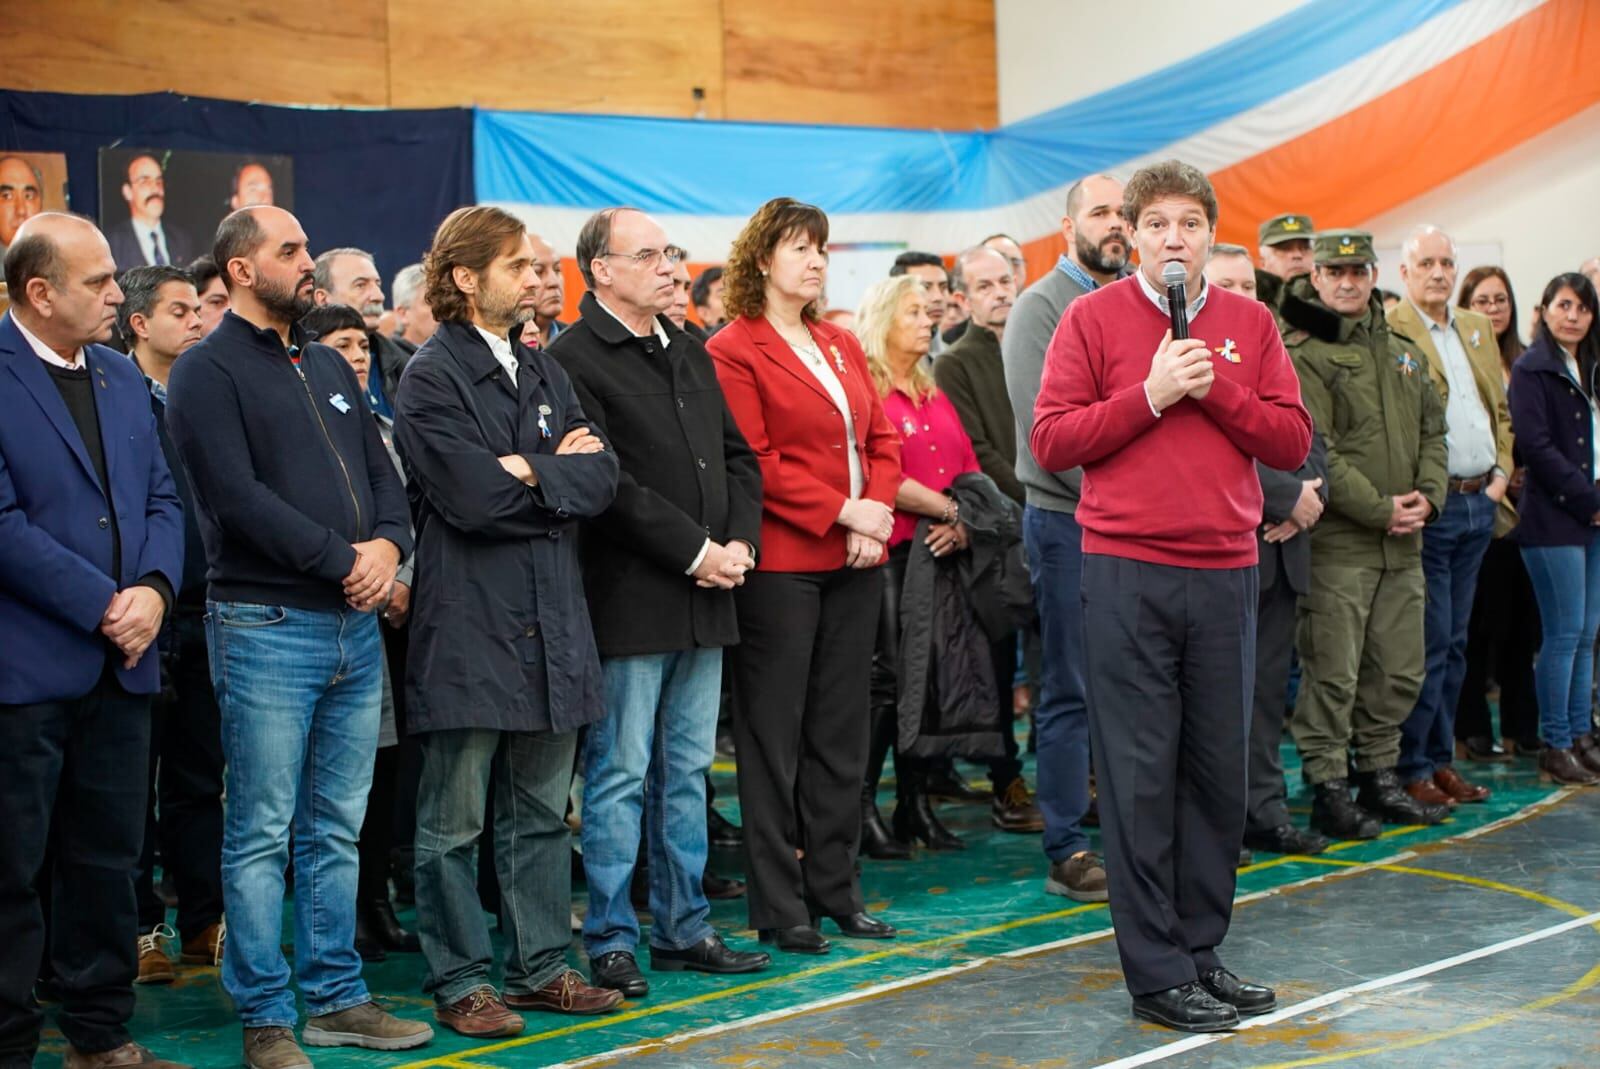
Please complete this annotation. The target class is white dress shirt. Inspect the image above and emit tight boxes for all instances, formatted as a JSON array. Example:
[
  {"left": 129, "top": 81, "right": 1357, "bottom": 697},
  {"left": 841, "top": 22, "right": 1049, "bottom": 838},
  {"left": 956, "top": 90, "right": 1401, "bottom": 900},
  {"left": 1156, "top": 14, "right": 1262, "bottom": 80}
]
[
  {"left": 132, "top": 218, "right": 172, "bottom": 266},
  {"left": 473, "top": 324, "right": 521, "bottom": 384},
  {"left": 13, "top": 313, "right": 84, "bottom": 369},
  {"left": 1136, "top": 268, "right": 1209, "bottom": 418},
  {"left": 1409, "top": 300, "right": 1497, "bottom": 479}
]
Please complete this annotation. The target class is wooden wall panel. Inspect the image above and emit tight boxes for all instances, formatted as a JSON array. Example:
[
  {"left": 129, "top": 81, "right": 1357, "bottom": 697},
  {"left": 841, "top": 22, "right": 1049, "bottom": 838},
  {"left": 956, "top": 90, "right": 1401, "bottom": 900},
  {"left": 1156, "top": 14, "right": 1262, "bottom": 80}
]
[
  {"left": 0, "top": 0, "right": 998, "bottom": 128},
  {"left": 385, "top": 0, "right": 726, "bottom": 117},
  {"left": 0, "top": 0, "right": 391, "bottom": 107},
  {"left": 721, "top": 0, "right": 997, "bottom": 129}
]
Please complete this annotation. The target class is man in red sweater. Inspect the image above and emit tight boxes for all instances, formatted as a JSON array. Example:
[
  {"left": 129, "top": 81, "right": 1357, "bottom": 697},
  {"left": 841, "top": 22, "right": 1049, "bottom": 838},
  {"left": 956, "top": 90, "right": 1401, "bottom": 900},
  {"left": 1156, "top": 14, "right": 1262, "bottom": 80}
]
[{"left": 1031, "top": 160, "right": 1312, "bottom": 1033}]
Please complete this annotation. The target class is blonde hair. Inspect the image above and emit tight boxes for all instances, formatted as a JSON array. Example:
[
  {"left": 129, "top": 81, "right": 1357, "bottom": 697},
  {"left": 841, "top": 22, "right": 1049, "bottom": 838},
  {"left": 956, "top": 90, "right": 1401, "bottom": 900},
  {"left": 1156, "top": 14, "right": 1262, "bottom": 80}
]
[{"left": 857, "top": 275, "right": 936, "bottom": 402}]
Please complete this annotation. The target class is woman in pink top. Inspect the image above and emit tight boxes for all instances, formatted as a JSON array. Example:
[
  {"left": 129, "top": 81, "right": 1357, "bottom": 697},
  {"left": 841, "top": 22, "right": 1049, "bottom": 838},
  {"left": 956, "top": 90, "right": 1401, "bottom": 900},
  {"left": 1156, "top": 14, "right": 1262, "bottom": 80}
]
[{"left": 856, "top": 275, "right": 983, "bottom": 857}]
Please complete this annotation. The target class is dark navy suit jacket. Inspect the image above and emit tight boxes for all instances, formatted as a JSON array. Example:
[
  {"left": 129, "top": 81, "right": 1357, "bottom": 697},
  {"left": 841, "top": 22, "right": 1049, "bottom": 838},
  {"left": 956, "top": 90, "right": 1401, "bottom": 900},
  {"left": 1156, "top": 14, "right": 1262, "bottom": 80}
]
[{"left": 0, "top": 313, "right": 184, "bottom": 702}]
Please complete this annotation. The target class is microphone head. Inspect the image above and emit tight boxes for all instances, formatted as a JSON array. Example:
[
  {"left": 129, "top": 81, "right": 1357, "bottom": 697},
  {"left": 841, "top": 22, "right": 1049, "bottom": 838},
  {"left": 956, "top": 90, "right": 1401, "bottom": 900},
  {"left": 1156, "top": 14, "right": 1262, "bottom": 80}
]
[{"left": 1162, "top": 262, "right": 1187, "bottom": 287}]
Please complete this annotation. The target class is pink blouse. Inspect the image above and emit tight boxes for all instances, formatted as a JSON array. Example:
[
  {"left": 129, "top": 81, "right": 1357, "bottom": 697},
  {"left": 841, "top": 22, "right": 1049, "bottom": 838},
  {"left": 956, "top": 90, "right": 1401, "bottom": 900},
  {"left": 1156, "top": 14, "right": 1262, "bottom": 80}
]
[{"left": 882, "top": 387, "right": 981, "bottom": 547}]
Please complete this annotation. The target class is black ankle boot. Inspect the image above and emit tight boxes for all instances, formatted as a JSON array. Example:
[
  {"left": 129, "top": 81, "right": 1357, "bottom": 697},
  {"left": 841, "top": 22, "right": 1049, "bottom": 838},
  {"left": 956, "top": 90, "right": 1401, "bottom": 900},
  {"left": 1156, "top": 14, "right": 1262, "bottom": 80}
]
[
  {"left": 1357, "top": 769, "right": 1448, "bottom": 825},
  {"left": 891, "top": 790, "right": 965, "bottom": 850},
  {"left": 353, "top": 904, "right": 386, "bottom": 962},
  {"left": 1310, "top": 778, "right": 1381, "bottom": 841},
  {"left": 861, "top": 793, "right": 913, "bottom": 860},
  {"left": 363, "top": 897, "right": 420, "bottom": 952}
]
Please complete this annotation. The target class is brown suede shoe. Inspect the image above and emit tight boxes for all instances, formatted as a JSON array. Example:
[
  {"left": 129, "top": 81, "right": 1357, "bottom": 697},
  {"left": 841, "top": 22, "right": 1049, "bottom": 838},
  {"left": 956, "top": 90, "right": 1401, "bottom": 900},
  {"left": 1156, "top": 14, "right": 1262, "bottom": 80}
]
[
  {"left": 1044, "top": 850, "right": 1108, "bottom": 902},
  {"left": 504, "top": 969, "right": 624, "bottom": 1015},
  {"left": 241, "top": 1027, "right": 310, "bottom": 1069},
  {"left": 302, "top": 1001, "right": 432, "bottom": 1050},
  {"left": 1403, "top": 777, "right": 1456, "bottom": 809},
  {"left": 1433, "top": 766, "right": 1490, "bottom": 803},
  {"left": 135, "top": 925, "right": 175, "bottom": 986},
  {"left": 435, "top": 986, "right": 523, "bottom": 1038},
  {"left": 64, "top": 1042, "right": 192, "bottom": 1069},
  {"left": 179, "top": 919, "right": 225, "bottom": 966}
]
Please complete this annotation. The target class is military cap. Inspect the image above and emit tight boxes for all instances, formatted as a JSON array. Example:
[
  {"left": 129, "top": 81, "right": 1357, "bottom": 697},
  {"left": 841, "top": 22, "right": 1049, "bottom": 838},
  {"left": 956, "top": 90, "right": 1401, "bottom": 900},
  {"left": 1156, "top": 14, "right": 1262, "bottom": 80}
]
[
  {"left": 1258, "top": 214, "right": 1315, "bottom": 246},
  {"left": 1313, "top": 230, "right": 1376, "bottom": 266}
]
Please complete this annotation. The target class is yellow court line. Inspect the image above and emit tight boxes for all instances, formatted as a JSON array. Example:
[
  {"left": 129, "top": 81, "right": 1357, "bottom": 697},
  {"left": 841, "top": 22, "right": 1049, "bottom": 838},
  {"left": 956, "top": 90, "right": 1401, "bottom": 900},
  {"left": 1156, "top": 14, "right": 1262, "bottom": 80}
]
[
  {"left": 1298, "top": 855, "right": 1600, "bottom": 919},
  {"left": 395, "top": 796, "right": 1576, "bottom": 1069},
  {"left": 1247, "top": 960, "right": 1600, "bottom": 1069},
  {"left": 389, "top": 899, "right": 1108, "bottom": 1068}
]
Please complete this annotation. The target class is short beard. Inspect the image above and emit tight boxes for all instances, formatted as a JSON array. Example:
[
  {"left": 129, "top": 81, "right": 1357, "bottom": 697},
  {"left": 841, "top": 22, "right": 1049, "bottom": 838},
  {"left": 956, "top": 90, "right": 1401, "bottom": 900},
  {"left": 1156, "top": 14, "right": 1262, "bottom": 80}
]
[
  {"left": 476, "top": 284, "right": 537, "bottom": 332},
  {"left": 257, "top": 272, "right": 314, "bottom": 321},
  {"left": 1076, "top": 232, "right": 1128, "bottom": 275}
]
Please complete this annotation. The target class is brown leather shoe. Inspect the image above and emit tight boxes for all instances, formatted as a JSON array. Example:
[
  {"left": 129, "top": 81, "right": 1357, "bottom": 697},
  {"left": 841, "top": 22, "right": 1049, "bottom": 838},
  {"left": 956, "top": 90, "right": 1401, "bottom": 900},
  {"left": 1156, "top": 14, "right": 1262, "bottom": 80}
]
[
  {"left": 1540, "top": 747, "right": 1600, "bottom": 786},
  {"left": 135, "top": 925, "right": 175, "bottom": 985},
  {"left": 1433, "top": 766, "right": 1490, "bottom": 803},
  {"left": 435, "top": 985, "right": 524, "bottom": 1038},
  {"left": 504, "top": 969, "right": 623, "bottom": 1015},
  {"left": 991, "top": 777, "right": 1045, "bottom": 833},
  {"left": 1403, "top": 777, "right": 1456, "bottom": 808},
  {"left": 64, "top": 1042, "right": 192, "bottom": 1069},
  {"left": 1574, "top": 734, "right": 1600, "bottom": 775},
  {"left": 179, "top": 919, "right": 225, "bottom": 966}
]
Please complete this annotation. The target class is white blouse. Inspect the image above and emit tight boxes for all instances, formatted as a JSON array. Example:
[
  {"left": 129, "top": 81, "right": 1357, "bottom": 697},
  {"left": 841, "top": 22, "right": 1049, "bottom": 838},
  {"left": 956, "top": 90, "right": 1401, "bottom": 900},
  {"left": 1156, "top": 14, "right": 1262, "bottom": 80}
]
[{"left": 788, "top": 332, "right": 863, "bottom": 498}]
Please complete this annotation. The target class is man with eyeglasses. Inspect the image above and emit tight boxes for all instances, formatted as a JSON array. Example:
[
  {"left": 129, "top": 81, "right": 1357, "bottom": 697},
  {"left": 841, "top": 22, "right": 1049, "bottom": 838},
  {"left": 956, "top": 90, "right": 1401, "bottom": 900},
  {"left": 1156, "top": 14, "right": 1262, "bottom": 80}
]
[
  {"left": 550, "top": 208, "right": 771, "bottom": 997},
  {"left": 107, "top": 154, "right": 195, "bottom": 271}
]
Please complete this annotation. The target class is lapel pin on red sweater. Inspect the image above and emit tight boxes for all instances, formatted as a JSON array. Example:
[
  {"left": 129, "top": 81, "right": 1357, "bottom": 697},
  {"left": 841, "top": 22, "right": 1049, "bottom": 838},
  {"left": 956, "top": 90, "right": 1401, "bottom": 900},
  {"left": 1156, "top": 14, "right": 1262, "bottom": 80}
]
[{"left": 1215, "top": 338, "right": 1241, "bottom": 364}]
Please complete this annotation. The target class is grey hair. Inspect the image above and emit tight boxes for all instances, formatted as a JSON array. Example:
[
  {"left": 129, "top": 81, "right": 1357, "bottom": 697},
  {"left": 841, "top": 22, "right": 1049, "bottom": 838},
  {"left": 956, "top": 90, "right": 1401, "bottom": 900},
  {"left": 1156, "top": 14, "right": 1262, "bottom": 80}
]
[
  {"left": 948, "top": 245, "right": 1011, "bottom": 294},
  {"left": 1402, "top": 225, "right": 1457, "bottom": 263},
  {"left": 312, "top": 246, "right": 376, "bottom": 292},
  {"left": 391, "top": 262, "right": 425, "bottom": 309}
]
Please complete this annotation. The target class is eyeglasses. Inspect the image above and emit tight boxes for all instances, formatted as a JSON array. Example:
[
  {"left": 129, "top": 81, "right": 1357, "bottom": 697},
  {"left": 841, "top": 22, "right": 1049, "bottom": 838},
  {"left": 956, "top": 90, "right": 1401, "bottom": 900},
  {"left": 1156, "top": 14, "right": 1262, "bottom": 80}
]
[
  {"left": 1471, "top": 294, "right": 1511, "bottom": 309},
  {"left": 601, "top": 247, "right": 684, "bottom": 268}
]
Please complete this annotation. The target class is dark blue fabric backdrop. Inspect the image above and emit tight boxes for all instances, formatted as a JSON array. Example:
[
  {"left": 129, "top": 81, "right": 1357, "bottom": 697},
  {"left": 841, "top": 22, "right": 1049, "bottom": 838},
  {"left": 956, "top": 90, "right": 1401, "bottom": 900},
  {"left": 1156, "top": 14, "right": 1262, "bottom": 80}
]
[{"left": 0, "top": 90, "right": 473, "bottom": 285}]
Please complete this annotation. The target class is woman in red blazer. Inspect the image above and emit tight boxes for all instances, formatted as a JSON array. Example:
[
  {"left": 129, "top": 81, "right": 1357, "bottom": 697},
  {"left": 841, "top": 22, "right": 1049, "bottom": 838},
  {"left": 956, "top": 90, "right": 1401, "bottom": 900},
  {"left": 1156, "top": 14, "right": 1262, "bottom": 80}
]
[{"left": 708, "top": 198, "right": 901, "bottom": 954}]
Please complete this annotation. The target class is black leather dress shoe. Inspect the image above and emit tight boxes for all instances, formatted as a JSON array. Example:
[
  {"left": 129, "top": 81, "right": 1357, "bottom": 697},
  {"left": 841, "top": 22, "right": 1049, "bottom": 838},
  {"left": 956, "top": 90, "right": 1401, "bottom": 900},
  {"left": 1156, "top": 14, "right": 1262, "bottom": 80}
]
[
  {"left": 1199, "top": 967, "right": 1275, "bottom": 1015},
  {"left": 757, "top": 924, "right": 831, "bottom": 955},
  {"left": 1131, "top": 982, "right": 1239, "bottom": 1032},
  {"left": 707, "top": 805, "right": 743, "bottom": 849},
  {"left": 812, "top": 912, "right": 896, "bottom": 939},
  {"left": 702, "top": 871, "right": 746, "bottom": 900},
  {"left": 591, "top": 951, "right": 649, "bottom": 997},
  {"left": 1244, "top": 823, "right": 1330, "bottom": 856},
  {"left": 651, "top": 933, "right": 770, "bottom": 974},
  {"left": 923, "top": 766, "right": 990, "bottom": 802}
]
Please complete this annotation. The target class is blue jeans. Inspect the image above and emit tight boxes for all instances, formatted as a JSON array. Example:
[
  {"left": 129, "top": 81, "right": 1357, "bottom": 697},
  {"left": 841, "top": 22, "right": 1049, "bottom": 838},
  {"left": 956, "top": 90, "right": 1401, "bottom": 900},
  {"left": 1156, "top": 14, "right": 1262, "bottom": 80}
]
[
  {"left": 583, "top": 649, "right": 722, "bottom": 956},
  {"left": 414, "top": 728, "right": 577, "bottom": 1004},
  {"left": 1022, "top": 506, "right": 1092, "bottom": 860},
  {"left": 1400, "top": 489, "right": 1496, "bottom": 781},
  {"left": 1521, "top": 537, "right": 1600, "bottom": 750},
  {"left": 206, "top": 602, "right": 382, "bottom": 1028}
]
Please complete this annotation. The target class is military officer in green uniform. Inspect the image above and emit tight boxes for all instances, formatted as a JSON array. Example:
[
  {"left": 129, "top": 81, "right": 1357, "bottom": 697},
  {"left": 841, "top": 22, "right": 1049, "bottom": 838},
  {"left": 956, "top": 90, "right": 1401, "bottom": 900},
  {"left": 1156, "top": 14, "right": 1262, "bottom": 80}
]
[
  {"left": 1280, "top": 230, "right": 1452, "bottom": 840},
  {"left": 1255, "top": 213, "right": 1315, "bottom": 308}
]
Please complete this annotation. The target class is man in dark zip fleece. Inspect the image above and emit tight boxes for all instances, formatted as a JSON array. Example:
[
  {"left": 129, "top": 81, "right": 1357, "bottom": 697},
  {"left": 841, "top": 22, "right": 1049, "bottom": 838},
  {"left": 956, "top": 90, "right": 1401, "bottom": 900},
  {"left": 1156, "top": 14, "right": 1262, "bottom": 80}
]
[{"left": 165, "top": 206, "right": 432, "bottom": 1069}]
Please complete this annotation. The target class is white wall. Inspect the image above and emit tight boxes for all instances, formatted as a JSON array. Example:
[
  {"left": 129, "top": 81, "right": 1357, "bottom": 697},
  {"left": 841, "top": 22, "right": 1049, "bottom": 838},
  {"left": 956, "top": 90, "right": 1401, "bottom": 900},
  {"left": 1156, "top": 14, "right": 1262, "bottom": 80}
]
[
  {"left": 1363, "top": 102, "right": 1600, "bottom": 322},
  {"left": 994, "top": 0, "right": 1307, "bottom": 124}
]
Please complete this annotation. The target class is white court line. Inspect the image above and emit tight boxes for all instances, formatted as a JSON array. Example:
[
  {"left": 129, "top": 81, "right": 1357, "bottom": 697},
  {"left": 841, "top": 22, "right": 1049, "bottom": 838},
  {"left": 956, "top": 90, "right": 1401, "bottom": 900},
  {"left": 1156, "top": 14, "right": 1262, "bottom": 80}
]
[
  {"left": 544, "top": 849, "right": 1422, "bottom": 1068},
  {"left": 1089, "top": 909, "right": 1600, "bottom": 1069},
  {"left": 542, "top": 802, "right": 1583, "bottom": 1069}
]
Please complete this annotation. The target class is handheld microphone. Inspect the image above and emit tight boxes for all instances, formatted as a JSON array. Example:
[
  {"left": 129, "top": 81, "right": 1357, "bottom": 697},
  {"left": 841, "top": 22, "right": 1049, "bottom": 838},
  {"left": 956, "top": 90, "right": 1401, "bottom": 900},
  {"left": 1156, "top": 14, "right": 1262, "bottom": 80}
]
[{"left": 1162, "top": 262, "right": 1189, "bottom": 340}]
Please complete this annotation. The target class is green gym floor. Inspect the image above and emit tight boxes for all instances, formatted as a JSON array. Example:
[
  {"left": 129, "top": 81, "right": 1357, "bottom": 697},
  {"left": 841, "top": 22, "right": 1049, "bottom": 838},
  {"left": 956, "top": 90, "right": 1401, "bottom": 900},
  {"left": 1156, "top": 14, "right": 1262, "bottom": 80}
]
[{"left": 92, "top": 737, "right": 1600, "bottom": 1069}]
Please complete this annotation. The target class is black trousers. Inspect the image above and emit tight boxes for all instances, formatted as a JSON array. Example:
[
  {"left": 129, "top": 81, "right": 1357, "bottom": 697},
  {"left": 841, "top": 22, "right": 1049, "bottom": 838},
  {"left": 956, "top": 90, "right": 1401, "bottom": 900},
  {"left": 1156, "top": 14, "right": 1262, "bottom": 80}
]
[
  {"left": 1082, "top": 555, "right": 1255, "bottom": 996},
  {"left": 1246, "top": 574, "right": 1297, "bottom": 833},
  {"left": 1, "top": 666, "right": 150, "bottom": 1061},
  {"left": 1458, "top": 538, "right": 1540, "bottom": 744},
  {"left": 134, "top": 610, "right": 225, "bottom": 939},
  {"left": 731, "top": 566, "right": 880, "bottom": 929}
]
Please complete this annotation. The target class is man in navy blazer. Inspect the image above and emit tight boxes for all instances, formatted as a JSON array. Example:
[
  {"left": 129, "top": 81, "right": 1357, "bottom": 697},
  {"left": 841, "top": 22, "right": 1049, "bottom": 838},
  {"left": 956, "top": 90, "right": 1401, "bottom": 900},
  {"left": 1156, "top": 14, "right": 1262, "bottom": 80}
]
[{"left": 0, "top": 213, "right": 187, "bottom": 1069}]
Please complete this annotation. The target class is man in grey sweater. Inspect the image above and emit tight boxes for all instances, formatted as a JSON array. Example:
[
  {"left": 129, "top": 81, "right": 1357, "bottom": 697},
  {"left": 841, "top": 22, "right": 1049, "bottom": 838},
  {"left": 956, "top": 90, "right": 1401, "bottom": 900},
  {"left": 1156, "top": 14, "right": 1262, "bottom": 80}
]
[{"left": 1000, "top": 173, "right": 1129, "bottom": 901}]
